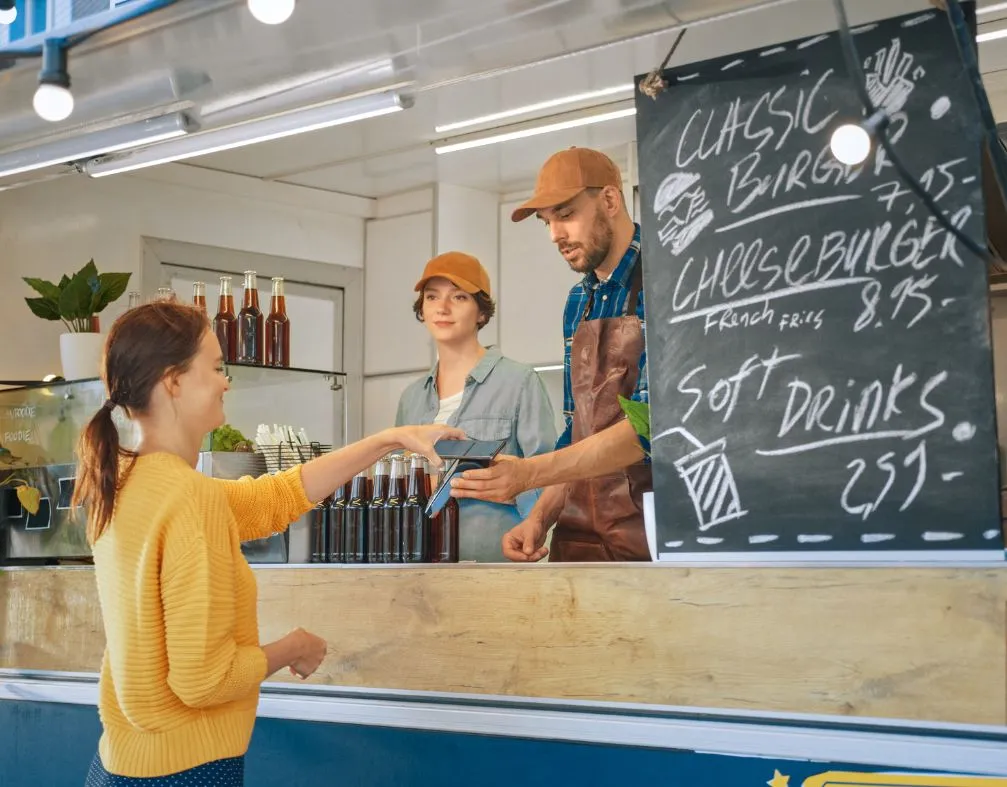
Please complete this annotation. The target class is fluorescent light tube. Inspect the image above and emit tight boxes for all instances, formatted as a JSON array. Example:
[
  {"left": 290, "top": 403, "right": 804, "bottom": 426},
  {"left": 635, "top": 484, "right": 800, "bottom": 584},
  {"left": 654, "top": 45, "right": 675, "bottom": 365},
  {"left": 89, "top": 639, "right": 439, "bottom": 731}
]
[
  {"left": 533, "top": 364, "right": 564, "bottom": 372},
  {"left": 0, "top": 112, "right": 194, "bottom": 180},
  {"left": 977, "top": 27, "right": 1007, "bottom": 42},
  {"left": 435, "top": 84, "right": 634, "bottom": 133},
  {"left": 978, "top": 2, "right": 1007, "bottom": 14},
  {"left": 434, "top": 106, "right": 636, "bottom": 155},
  {"left": 86, "top": 91, "right": 409, "bottom": 178}
]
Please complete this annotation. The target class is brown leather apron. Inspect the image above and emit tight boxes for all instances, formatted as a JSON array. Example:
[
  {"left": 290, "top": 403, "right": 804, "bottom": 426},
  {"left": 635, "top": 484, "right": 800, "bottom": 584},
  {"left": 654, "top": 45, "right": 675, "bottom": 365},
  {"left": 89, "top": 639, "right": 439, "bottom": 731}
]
[{"left": 550, "top": 260, "right": 653, "bottom": 562}]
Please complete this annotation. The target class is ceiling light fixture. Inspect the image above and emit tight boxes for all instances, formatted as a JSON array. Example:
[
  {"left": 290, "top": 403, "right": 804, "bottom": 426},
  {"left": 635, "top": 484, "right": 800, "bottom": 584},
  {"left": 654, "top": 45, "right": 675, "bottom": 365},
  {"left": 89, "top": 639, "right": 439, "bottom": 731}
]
[
  {"left": 978, "top": 1, "right": 1007, "bottom": 14},
  {"left": 0, "top": 0, "right": 16, "bottom": 25},
  {"left": 247, "top": 0, "right": 295, "bottom": 25},
  {"left": 34, "top": 40, "right": 74, "bottom": 123},
  {"left": 0, "top": 112, "right": 194, "bottom": 180},
  {"left": 977, "top": 27, "right": 1007, "bottom": 42},
  {"left": 435, "top": 83, "right": 635, "bottom": 133},
  {"left": 85, "top": 91, "right": 410, "bottom": 178},
  {"left": 434, "top": 105, "right": 636, "bottom": 155}
]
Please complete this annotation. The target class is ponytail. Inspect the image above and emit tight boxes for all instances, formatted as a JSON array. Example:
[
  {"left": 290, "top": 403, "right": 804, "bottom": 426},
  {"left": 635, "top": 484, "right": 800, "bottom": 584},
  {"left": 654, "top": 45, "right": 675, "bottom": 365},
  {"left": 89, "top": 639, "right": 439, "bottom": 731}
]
[
  {"left": 73, "top": 300, "right": 207, "bottom": 544},
  {"left": 74, "top": 402, "right": 135, "bottom": 545}
]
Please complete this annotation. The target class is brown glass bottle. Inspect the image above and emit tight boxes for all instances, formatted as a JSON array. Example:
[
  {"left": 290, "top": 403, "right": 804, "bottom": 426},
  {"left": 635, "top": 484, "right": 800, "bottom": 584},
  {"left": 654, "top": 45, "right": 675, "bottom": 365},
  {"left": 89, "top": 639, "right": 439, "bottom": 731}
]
[
  {"left": 237, "top": 270, "right": 264, "bottom": 365},
  {"left": 402, "top": 455, "right": 429, "bottom": 563},
  {"left": 327, "top": 482, "right": 350, "bottom": 563},
  {"left": 431, "top": 496, "right": 460, "bottom": 563},
  {"left": 212, "top": 276, "right": 238, "bottom": 363},
  {"left": 310, "top": 499, "right": 330, "bottom": 564},
  {"left": 342, "top": 471, "right": 369, "bottom": 564},
  {"left": 192, "top": 281, "right": 207, "bottom": 316},
  {"left": 265, "top": 276, "right": 290, "bottom": 368},
  {"left": 383, "top": 456, "right": 407, "bottom": 563},
  {"left": 365, "top": 460, "right": 390, "bottom": 564}
]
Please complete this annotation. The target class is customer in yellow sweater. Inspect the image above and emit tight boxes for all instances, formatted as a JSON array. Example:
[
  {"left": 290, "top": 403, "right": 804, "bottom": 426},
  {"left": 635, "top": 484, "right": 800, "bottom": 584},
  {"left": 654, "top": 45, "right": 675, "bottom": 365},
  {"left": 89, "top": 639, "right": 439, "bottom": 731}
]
[{"left": 74, "top": 301, "right": 463, "bottom": 786}]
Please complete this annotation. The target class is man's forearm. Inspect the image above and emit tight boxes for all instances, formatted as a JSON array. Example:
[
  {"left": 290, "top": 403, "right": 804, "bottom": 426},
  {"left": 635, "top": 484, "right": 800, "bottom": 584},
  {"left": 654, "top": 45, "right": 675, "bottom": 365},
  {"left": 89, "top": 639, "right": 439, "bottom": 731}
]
[
  {"left": 525, "top": 420, "right": 644, "bottom": 491},
  {"left": 526, "top": 482, "right": 567, "bottom": 526}
]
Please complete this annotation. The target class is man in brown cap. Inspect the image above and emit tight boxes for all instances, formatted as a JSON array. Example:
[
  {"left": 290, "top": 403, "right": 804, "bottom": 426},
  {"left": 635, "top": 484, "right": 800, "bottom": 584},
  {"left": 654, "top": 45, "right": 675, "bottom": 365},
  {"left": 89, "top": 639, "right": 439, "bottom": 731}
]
[{"left": 450, "top": 147, "right": 652, "bottom": 562}]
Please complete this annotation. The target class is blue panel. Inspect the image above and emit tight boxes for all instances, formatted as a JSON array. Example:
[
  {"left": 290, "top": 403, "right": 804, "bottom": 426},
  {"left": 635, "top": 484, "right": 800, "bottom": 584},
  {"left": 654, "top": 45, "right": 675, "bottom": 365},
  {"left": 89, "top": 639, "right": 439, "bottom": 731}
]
[
  {"left": 0, "top": 699, "right": 936, "bottom": 787},
  {"left": 6, "top": 1, "right": 26, "bottom": 42},
  {"left": 28, "top": 0, "right": 45, "bottom": 34}
]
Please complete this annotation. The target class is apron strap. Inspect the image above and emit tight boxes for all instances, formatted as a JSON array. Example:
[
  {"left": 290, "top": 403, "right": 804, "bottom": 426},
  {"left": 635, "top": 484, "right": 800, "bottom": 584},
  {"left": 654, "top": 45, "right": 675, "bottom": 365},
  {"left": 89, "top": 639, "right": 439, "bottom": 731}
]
[
  {"left": 624, "top": 257, "right": 643, "bottom": 317},
  {"left": 580, "top": 256, "right": 645, "bottom": 322}
]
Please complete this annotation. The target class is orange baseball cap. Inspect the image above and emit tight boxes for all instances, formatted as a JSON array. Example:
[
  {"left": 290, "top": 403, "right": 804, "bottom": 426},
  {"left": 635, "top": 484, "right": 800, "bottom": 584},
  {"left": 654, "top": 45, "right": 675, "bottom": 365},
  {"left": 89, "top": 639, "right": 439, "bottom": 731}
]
[
  {"left": 414, "top": 251, "right": 492, "bottom": 297},
  {"left": 511, "top": 147, "right": 623, "bottom": 222}
]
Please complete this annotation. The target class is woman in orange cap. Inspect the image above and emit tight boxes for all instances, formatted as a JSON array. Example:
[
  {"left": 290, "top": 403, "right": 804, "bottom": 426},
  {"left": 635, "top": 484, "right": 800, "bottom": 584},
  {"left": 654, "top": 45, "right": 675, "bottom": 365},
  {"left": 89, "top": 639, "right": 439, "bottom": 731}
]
[{"left": 396, "top": 251, "right": 557, "bottom": 561}]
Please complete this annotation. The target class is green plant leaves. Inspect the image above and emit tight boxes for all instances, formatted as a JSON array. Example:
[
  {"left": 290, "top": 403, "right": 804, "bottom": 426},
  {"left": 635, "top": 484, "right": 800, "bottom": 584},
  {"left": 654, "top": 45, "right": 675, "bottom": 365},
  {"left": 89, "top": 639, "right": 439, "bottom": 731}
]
[
  {"left": 92, "top": 272, "right": 131, "bottom": 313},
  {"left": 23, "top": 259, "right": 131, "bottom": 329},
  {"left": 59, "top": 260, "right": 97, "bottom": 321},
  {"left": 24, "top": 297, "right": 61, "bottom": 320},
  {"left": 618, "top": 394, "right": 651, "bottom": 450}
]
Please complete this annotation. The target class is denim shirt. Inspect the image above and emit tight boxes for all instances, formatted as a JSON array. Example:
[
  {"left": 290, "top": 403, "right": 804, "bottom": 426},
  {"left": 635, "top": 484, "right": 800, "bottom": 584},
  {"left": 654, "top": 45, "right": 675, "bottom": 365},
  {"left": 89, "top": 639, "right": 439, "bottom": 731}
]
[{"left": 395, "top": 347, "right": 557, "bottom": 562}]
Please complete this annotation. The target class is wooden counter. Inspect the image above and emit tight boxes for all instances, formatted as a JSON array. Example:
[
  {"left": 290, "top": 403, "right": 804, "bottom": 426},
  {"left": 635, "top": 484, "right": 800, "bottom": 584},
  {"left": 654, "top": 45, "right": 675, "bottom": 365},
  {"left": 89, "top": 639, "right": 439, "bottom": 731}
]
[{"left": 1, "top": 564, "right": 1004, "bottom": 726}]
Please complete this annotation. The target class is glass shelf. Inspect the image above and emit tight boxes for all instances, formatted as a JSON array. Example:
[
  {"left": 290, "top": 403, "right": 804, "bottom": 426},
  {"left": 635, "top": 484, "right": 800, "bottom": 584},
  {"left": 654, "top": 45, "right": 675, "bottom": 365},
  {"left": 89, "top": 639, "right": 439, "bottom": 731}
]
[{"left": 223, "top": 363, "right": 345, "bottom": 392}]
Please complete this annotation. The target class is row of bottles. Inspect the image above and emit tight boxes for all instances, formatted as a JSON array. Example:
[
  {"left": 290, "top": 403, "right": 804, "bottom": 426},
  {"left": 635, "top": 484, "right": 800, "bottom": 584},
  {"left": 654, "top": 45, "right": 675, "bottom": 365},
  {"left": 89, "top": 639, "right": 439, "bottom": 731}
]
[
  {"left": 311, "top": 454, "right": 459, "bottom": 564},
  {"left": 212, "top": 272, "right": 290, "bottom": 368},
  {"left": 143, "top": 275, "right": 291, "bottom": 368}
]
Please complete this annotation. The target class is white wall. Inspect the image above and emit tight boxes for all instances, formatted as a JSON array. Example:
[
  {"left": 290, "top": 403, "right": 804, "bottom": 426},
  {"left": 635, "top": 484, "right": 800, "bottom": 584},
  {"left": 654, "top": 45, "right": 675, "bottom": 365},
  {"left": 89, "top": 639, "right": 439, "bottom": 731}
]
[
  {"left": 0, "top": 168, "right": 367, "bottom": 381},
  {"left": 435, "top": 183, "right": 501, "bottom": 348},
  {"left": 362, "top": 190, "right": 435, "bottom": 434}
]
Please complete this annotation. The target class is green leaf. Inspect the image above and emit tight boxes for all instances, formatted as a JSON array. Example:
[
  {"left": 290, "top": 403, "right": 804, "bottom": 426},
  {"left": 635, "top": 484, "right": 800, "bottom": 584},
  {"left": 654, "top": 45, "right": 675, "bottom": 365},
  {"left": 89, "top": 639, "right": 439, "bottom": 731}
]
[
  {"left": 25, "top": 296, "right": 61, "bottom": 321},
  {"left": 59, "top": 262, "right": 98, "bottom": 322},
  {"left": 618, "top": 395, "right": 651, "bottom": 445},
  {"left": 22, "top": 277, "right": 60, "bottom": 300},
  {"left": 58, "top": 274, "right": 71, "bottom": 290},
  {"left": 92, "top": 272, "right": 131, "bottom": 313}
]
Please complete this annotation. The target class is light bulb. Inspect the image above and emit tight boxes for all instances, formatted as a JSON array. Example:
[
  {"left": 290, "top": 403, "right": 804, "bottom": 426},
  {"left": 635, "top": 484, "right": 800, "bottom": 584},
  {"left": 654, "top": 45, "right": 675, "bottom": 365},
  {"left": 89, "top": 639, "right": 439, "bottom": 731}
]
[
  {"left": 829, "top": 123, "right": 871, "bottom": 166},
  {"left": 247, "top": 0, "right": 295, "bottom": 25},
  {"left": 33, "top": 83, "right": 74, "bottom": 122},
  {"left": 0, "top": 4, "right": 16, "bottom": 25}
]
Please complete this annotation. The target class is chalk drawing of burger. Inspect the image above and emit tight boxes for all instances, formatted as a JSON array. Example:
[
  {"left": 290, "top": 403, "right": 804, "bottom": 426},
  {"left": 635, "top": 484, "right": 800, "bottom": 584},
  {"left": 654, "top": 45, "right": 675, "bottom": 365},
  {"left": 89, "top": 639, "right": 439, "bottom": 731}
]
[{"left": 654, "top": 172, "right": 714, "bottom": 255}]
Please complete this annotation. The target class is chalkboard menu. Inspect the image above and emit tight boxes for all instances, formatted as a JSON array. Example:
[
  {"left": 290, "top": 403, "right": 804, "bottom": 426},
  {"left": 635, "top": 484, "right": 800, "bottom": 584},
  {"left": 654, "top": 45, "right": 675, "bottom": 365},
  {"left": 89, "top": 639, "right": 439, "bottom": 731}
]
[{"left": 635, "top": 6, "right": 1004, "bottom": 559}]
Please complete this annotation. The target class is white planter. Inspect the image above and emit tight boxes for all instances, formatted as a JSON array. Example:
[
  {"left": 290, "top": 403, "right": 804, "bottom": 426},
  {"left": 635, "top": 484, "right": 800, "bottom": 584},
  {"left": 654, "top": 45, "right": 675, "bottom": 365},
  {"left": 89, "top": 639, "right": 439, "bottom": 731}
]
[{"left": 59, "top": 332, "right": 104, "bottom": 381}]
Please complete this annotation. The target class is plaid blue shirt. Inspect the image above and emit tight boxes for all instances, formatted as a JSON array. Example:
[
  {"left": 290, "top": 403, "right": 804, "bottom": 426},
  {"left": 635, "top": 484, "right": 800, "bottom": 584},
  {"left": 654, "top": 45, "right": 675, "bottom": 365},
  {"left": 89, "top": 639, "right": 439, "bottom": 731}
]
[{"left": 556, "top": 224, "right": 649, "bottom": 455}]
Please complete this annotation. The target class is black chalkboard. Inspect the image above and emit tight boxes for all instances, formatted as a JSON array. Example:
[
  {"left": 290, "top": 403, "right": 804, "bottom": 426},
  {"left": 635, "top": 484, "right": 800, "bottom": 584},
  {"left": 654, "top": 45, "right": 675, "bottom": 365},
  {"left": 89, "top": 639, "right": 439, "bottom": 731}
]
[{"left": 635, "top": 6, "right": 1004, "bottom": 559}]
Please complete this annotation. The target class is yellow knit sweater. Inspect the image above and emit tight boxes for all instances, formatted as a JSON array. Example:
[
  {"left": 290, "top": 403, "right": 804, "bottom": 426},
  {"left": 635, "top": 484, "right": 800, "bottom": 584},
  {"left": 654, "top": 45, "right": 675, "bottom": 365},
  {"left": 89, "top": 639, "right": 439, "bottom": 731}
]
[{"left": 91, "top": 452, "right": 314, "bottom": 778}]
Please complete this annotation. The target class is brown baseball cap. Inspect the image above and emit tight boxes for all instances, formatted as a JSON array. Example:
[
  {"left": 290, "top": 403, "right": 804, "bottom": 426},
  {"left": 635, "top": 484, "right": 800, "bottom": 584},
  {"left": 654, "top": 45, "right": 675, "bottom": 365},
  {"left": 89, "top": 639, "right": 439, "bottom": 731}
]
[
  {"left": 414, "top": 251, "right": 492, "bottom": 297},
  {"left": 511, "top": 147, "right": 623, "bottom": 222}
]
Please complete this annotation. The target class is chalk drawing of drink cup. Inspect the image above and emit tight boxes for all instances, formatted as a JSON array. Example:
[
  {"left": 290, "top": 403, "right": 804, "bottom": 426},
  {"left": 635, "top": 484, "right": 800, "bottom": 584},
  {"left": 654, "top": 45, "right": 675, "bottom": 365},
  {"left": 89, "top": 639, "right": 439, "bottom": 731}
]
[
  {"left": 654, "top": 172, "right": 715, "bottom": 255},
  {"left": 654, "top": 426, "right": 747, "bottom": 531}
]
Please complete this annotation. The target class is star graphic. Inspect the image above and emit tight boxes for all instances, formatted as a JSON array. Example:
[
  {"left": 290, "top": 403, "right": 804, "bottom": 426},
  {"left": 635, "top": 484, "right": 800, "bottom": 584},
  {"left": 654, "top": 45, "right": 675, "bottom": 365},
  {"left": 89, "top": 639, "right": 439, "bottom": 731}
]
[{"left": 767, "top": 770, "right": 790, "bottom": 787}]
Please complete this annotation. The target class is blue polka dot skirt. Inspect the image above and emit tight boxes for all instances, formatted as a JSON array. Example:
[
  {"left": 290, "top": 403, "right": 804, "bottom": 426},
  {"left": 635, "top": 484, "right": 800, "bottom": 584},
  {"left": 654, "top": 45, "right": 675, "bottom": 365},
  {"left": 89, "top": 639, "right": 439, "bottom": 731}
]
[{"left": 85, "top": 753, "right": 244, "bottom": 786}]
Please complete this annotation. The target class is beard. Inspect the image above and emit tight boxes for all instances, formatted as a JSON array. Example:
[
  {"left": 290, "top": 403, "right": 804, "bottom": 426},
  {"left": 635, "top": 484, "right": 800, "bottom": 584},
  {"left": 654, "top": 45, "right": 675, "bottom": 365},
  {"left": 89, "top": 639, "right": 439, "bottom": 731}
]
[{"left": 559, "top": 213, "right": 614, "bottom": 275}]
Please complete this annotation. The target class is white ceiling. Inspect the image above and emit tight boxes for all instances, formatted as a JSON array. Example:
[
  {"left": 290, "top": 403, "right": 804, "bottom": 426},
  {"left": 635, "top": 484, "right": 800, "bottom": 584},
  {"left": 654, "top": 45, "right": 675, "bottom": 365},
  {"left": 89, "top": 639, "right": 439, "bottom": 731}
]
[
  {"left": 176, "top": 0, "right": 1007, "bottom": 199},
  {"left": 3, "top": 0, "right": 1006, "bottom": 199}
]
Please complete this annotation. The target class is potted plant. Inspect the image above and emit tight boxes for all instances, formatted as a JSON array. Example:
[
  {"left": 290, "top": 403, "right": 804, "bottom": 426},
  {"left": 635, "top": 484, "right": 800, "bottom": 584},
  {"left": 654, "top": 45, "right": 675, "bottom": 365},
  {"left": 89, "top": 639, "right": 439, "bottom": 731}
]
[{"left": 23, "top": 260, "right": 131, "bottom": 380}]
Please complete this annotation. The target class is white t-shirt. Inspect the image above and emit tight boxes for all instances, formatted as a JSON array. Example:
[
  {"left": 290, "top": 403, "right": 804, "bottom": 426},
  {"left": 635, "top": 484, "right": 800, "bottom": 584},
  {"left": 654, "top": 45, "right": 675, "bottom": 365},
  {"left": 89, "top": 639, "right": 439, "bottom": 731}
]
[{"left": 433, "top": 390, "right": 464, "bottom": 425}]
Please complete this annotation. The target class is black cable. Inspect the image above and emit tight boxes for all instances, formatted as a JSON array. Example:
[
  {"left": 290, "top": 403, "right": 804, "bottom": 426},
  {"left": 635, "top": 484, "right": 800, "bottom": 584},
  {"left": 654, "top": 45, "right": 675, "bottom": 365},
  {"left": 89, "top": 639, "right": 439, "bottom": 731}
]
[{"left": 831, "top": 0, "right": 990, "bottom": 262}]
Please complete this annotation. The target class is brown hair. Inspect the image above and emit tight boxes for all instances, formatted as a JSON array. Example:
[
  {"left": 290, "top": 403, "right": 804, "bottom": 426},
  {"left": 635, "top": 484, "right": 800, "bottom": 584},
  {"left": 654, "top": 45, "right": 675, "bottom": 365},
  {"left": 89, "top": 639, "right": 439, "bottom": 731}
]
[
  {"left": 412, "top": 290, "right": 496, "bottom": 331},
  {"left": 73, "top": 301, "right": 209, "bottom": 544}
]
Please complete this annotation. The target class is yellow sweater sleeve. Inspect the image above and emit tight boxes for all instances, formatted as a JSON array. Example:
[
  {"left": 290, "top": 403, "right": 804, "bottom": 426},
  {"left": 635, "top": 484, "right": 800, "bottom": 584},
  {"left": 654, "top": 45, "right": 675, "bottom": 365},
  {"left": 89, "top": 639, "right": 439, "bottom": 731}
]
[
  {"left": 161, "top": 497, "right": 268, "bottom": 708},
  {"left": 214, "top": 466, "right": 314, "bottom": 542}
]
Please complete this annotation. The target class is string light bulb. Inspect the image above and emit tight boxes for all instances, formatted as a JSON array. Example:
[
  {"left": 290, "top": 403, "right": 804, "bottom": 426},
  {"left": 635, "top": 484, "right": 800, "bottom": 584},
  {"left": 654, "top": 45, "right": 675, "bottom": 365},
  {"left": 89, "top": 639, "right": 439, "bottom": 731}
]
[
  {"left": 829, "top": 109, "right": 889, "bottom": 166},
  {"left": 0, "top": 1, "right": 16, "bottom": 26},
  {"left": 247, "top": 0, "right": 295, "bottom": 25},
  {"left": 33, "top": 40, "right": 74, "bottom": 122},
  {"left": 829, "top": 123, "right": 871, "bottom": 165}
]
